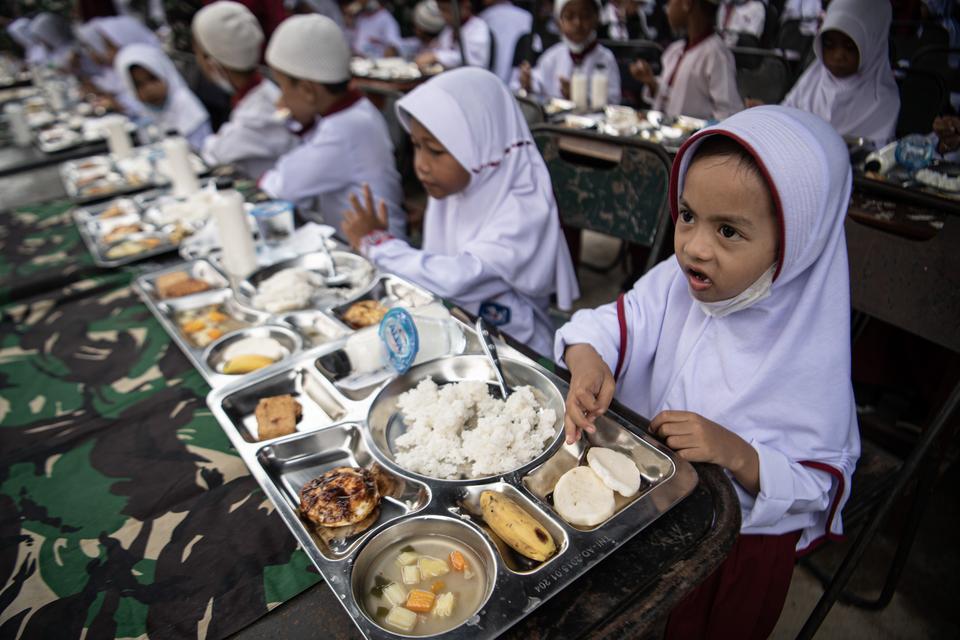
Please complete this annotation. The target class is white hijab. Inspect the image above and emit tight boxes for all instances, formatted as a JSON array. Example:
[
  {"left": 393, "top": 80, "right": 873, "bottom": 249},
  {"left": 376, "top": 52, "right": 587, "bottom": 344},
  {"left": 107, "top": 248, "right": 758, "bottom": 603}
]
[
  {"left": 30, "top": 13, "right": 75, "bottom": 50},
  {"left": 580, "top": 106, "right": 859, "bottom": 549},
  {"left": 8, "top": 17, "right": 47, "bottom": 65},
  {"left": 96, "top": 16, "right": 161, "bottom": 49},
  {"left": 115, "top": 44, "right": 209, "bottom": 136},
  {"left": 395, "top": 67, "right": 580, "bottom": 311},
  {"left": 782, "top": 0, "right": 899, "bottom": 146}
]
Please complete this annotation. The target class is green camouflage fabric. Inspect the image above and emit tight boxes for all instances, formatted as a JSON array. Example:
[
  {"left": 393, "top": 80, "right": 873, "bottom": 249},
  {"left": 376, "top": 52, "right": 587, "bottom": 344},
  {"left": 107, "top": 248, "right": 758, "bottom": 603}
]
[
  {"left": 0, "top": 198, "right": 323, "bottom": 638},
  {"left": 533, "top": 127, "right": 672, "bottom": 248}
]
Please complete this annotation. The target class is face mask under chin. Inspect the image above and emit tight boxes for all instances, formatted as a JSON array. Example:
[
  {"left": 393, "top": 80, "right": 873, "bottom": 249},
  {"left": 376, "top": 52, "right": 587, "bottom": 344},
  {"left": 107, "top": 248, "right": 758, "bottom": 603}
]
[{"left": 693, "top": 263, "right": 778, "bottom": 319}]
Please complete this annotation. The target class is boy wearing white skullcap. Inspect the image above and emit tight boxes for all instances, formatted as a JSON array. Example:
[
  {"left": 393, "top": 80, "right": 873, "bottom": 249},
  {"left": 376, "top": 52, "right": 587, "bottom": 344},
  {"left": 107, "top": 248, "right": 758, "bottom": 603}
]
[
  {"left": 259, "top": 15, "right": 405, "bottom": 238},
  {"left": 515, "top": 0, "right": 621, "bottom": 104},
  {"left": 192, "top": 1, "right": 297, "bottom": 178}
]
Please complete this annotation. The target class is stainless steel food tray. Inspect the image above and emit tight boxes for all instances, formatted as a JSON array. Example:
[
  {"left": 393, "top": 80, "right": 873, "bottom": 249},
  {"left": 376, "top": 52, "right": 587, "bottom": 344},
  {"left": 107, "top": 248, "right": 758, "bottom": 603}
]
[
  {"left": 60, "top": 145, "right": 209, "bottom": 204},
  {"left": 134, "top": 258, "right": 438, "bottom": 388},
  {"left": 206, "top": 339, "right": 699, "bottom": 639}
]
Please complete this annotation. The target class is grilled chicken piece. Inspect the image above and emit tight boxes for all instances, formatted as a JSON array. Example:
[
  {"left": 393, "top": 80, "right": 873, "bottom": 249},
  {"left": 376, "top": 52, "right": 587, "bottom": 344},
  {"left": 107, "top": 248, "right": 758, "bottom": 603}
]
[{"left": 299, "top": 467, "right": 380, "bottom": 528}]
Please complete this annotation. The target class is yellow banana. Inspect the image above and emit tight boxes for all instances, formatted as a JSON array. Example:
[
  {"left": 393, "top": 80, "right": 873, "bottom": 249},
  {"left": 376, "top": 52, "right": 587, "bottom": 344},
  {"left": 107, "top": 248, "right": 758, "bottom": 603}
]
[
  {"left": 480, "top": 491, "right": 557, "bottom": 562},
  {"left": 222, "top": 354, "right": 275, "bottom": 375}
]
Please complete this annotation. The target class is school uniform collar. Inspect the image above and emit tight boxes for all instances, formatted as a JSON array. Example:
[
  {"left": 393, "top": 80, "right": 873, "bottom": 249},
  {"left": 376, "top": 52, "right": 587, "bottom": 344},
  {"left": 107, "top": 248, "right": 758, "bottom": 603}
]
[
  {"left": 320, "top": 89, "right": 364, "bottom": 118},
  {"left": 231, "top": 71, "right": 263, "bottom": 109},
  {"left": 568, "top": 39, "right": 599, "bottom": 66}
]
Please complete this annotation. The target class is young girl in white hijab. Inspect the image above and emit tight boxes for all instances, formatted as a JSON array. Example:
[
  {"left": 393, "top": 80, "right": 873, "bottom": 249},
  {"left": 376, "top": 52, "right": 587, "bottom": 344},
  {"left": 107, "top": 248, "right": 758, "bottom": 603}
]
[
  {"left": 7, "top": 17, "right": 49, "bottom": 66},
  {"left": 782, "top": 0, "right": 899, "bottom": 147},
  {"left": 192, "top": 2, "right": 297, "bottom": 178},
  {"left": 342, "top": 67, "right": 580, "bottom": 356},
  {"left": 29, "top": 13, "right": 77, "bottom": 69},
  {"left": 96, "top": 15, "right": 161, "bottom": 64},
  {"left": 115, "top": 44, "right": 212, "bottom": 150},
  {"left": 555, "top": 105, "right": 860, "bottom": 638},
  {"left": 76, "top": 18, "right": 144, "bottom": 117},
  {"left": 417, "top": 0, "right": 494, "bottom": 69}
]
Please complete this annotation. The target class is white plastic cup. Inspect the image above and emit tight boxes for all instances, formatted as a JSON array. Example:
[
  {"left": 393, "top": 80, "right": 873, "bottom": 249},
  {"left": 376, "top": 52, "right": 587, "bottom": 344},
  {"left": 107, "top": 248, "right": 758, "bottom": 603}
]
[
  {"left": 590, "top": 69, "right": 608, "bottom": 110},
  {"left": 571, "top": 70, "right": 589, "bottom": 112},
  {"left": 4, "top": 103, "right": 32, "bottom": 147},
  {"left": 102, "top": 114, "right": 134, "bottom": 158},
  {"left": 162, "top": 136, "right": 200, "bottom": 198}
]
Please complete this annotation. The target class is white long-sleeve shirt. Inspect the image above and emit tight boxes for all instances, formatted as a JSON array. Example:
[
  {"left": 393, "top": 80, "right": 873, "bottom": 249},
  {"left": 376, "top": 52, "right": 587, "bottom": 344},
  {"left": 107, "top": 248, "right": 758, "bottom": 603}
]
[
  {"left": 645, "top": 33, "right": 744, "bottom": 120},
  {"left": 433, "top": 16, "right": 493, "bottom": 69},
  {"left": 480, "top": 2, "right": 533, "bottom": 83},
  {"left": 717, "top": 0, "right": 766, "bottom": 47},
  {"left": 259, "top": 95, "right": 405, "bottom": 238},
  {"left": 364, "top": 236, "right": 556, "bottom": 355},
  {"left": 517, "top": 41, "right": 622, "bottom": 106},
  {"left": 350, "top": 8, "right": 402, "bottom": 58},
  {"left": 201, "top": 79, "right": 298, "bottom": 180}
]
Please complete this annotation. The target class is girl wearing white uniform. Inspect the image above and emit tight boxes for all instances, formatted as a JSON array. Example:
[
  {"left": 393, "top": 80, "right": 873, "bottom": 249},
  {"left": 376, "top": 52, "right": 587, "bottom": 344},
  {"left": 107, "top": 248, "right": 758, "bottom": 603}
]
[
  {"left": 259, "top": 15, "right": 405, "bottom": 238},
  {"left": 192, "top": 2, "right": 298, "bottom": 178},
  {"left": 115, "top": 44, "right": 212, "bottom": 150},
  {"left": 556, "top": 106, "right": 859, "bottom": 638},
  {"left": 76, "top": 19, "right": 143, "bottom": 116},
  {"left": 480, "top": 0, "right": 533, "bottom": 83},
  {"left": 631, "top": 0, "right": 742, "bottom": 120},
  {"left": 716, "top": 0, "right": 766, "bottom": 47},
  {"left": 342, "top": 68, "right": 580, "bottom": 356},
  {"left": 8, "top": 17, "right": 49, "bottom": 66},
  {"left": 29, "top": 13, "right": 76, "bottom": 70},
  {"left": 349, "top": 2, "right": 403, "bottom": 58},
  {"left": 517, "top": 0, "right": 621, "bottom": 105},
  {"left": 782, "top": 0, "right": 899, "bottom": 147},
  {"left": 419, "top": 0, "right": 493, "bottom": 69},
  {"left": 96, "top": 15, "right": 161, "bottom": 64}
]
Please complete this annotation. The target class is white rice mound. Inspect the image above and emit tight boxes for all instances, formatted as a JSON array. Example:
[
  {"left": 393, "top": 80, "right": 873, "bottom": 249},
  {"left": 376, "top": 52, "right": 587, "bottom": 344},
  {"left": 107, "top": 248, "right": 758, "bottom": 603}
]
[{"left": 393, "top": 379, "right": 558, "bottom": 479}]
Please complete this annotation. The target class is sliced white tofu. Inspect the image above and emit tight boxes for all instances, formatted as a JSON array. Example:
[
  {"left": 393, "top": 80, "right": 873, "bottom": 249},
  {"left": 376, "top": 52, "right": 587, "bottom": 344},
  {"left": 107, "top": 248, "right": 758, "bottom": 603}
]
[{"left": 587, "top": 447, "right": 642, "bottom": 497}]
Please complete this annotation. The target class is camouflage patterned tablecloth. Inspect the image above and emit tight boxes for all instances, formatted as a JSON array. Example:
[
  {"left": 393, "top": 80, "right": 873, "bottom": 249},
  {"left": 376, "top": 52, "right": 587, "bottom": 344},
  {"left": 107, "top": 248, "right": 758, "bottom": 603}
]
[{"left": 0, "top": 199, "right": 323, "bottom": 639}]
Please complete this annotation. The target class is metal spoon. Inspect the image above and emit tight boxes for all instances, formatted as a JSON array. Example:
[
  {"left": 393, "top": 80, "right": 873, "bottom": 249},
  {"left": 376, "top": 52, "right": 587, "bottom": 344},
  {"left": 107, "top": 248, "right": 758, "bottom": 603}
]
[
  {"left": 476, "top": 317, "right": 511, "bottom": 399},
  {"left": 317, "top": 239, "right": 351, "bottom": 287}
]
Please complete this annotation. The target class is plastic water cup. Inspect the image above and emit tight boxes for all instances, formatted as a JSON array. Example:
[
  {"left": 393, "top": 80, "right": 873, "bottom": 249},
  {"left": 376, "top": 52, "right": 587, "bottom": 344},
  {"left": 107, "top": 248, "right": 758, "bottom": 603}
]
[{"left": 252, "top": 200, "right": 295, "bottom": 247}]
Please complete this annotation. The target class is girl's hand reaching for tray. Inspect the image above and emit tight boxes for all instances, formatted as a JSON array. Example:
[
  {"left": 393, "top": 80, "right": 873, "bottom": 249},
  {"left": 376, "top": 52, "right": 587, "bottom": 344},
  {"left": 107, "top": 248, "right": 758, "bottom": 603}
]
[{"left": 562, "top": 344, "right": 615, "bottom": 444}]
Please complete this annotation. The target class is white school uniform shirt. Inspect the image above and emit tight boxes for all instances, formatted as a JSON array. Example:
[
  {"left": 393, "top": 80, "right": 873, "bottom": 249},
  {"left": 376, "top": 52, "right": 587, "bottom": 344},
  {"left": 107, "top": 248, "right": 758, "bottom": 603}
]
[
  {"left": 363, "top": 68, "right": 579, "bottom": 356},
  {"left": 717, "top": 0, "right": 766, "bottom": 47},
  {"left": 114, "top": 44, "right": 212, "bottom": 150},
  {"left": 646, "top": 32, "right": 743, "bottom": 120},
  {"left": 259, "top": 95, "right": 405, "bottom": 238},
  {"left": 480, "top": 2, "right": 533, "bottom": 83},
  {"left": 201, "top": 79, "right": 298, "bottom": 180},
  {"left": 350, "top": 8, "right": 402, "bottom": 58},
  {"left": 522, "top": 42, "right": 622, "bottom": 106},
  {"left": 433, "top": 16, "right": 493, "bottom": 69},
  {"left": 782, "top": 0, "right": 899, "bottom": 148},
  {"left": 556, "top": 106, "right": 860, "bottom": 552}
]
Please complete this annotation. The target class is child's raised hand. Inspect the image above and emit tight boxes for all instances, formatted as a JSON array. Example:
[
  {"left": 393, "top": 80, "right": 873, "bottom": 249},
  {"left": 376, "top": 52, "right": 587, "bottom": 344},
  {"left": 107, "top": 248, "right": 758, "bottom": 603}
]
[
  {"left": 649, "top": 411, "right": 760, "bottom": 494},
  {"left": 562, "top": 344, "right": 616, "bottom": 444},
  {"left": 519, "top": 61, "right": 533, "bottom": 92},
  {"left": 341, "top": 183, "right": 388, "bottom": 250}
]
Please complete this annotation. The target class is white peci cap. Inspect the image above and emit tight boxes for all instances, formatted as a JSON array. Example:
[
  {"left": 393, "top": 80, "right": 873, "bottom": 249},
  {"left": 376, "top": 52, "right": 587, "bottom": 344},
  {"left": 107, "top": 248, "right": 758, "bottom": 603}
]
[
  {"left": 192, "top": 1, "right": 265, "bottom": 71},
  {"left": 265, "top": 14, "right": 351, "bottom": 84}
]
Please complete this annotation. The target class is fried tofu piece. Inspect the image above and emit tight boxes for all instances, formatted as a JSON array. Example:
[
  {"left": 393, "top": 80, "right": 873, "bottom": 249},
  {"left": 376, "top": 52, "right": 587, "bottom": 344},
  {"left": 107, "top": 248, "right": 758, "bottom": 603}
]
[{"left": 255, "top": 394, "right": 303, "bottom": 440}]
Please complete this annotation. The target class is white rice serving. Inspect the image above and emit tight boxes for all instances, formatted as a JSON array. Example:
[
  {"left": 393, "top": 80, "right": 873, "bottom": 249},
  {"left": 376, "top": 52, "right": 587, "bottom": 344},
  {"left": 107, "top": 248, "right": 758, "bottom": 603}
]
[
  {"left": 393, "top": 379, "right": 558, "bottom": 479},
  {"left": 253, "top": 267, "right": 324, "bottom": 313}
]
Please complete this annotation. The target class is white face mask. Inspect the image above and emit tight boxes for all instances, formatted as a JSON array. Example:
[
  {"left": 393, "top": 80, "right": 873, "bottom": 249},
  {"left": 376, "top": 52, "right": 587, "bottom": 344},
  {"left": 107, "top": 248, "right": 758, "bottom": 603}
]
[
  {"left": 693, "top": 263, "right": 777, "bottom": 318},
  {"left": 563, "top": 31, "right": 597, "bottom": 54}
]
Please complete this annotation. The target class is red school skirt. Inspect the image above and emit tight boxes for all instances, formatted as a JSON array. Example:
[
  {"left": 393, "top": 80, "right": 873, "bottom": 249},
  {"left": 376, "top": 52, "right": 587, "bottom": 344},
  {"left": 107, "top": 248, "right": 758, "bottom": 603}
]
[{"left": 664, "top": 530, "right": 801, "bottom": 640}]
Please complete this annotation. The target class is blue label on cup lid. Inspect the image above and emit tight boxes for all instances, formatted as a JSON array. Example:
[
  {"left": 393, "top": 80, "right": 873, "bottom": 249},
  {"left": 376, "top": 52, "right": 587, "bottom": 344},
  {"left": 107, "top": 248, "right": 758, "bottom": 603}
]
[{"left": 379, "top": 308, "right": 419, "bottom": 373}]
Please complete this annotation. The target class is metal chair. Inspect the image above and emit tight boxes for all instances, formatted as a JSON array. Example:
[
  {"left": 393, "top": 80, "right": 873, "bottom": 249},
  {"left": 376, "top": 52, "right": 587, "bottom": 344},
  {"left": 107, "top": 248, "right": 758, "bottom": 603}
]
[
  {"left": 599, "top": 39, "right": 664, "bottom": 108},
  {"left": 894, "top": 68, "right": 946, "bottom": 137},
  {"left": 796, "top": 211, "right": 960, "bottom": 638},
  {"left": 731, "top": 46, "right": 793, "bottom": 104},
  {"left": 515, "top": 95, "right": 545, "bottom": 127},
  {"left": 531, "top": 124, "right": 673, "bottom": 279}
]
